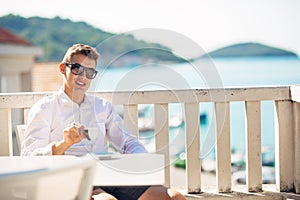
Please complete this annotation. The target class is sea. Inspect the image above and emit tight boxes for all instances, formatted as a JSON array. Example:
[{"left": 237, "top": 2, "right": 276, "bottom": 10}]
[{"left": 90, "top": 56, "right": 300, "bottom": 162}]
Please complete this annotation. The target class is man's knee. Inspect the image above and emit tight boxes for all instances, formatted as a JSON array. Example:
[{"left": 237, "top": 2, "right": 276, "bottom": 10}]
[
  {"left": 167, "top": 188, "right": 186, "bottom": 200},
  {"left": 139, "top": 186, "right": 186, "bottom": 200},
  {"left": 91, "top": 188, "right": 117, "bottom": 200}
]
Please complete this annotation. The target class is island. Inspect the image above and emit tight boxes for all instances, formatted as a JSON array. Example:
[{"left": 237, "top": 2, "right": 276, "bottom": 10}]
[{"left": 206, "top": 42, "right": 298, "bottom": 58}]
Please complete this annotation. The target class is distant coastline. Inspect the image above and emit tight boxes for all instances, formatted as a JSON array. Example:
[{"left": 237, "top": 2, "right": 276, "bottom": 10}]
[
  {"left": 204, "top": 42, "right": 298, "bottom": 58},
  {"left": 0, "top": 14, "right": 298, "bottom": 64}
]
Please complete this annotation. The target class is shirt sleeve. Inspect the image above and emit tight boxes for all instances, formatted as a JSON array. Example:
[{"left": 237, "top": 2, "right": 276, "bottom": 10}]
[
  {"left": 104, "top": 103, "right": 148, "bottom": 154},
  {"left": 21, "top": 99, "right": 54, "bottom": 156}
]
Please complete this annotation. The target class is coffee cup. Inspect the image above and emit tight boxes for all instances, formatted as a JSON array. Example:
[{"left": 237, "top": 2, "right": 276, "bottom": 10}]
[{"left": 84, "top": 128, "right": 98, "bottom": 141}]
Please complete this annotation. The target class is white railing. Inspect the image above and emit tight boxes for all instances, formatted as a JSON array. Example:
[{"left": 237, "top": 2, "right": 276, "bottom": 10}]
[{"left": 0, "top": 85, "right": 299, "bottom": 195}]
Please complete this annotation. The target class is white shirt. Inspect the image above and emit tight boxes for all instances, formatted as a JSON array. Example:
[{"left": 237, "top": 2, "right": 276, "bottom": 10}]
[{"left": 21, "top": 89, "right": 147, "bottom": 156}]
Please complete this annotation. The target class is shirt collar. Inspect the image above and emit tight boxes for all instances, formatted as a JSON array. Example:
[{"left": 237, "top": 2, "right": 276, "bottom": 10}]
[{"left": 57, "top": 88, "right": 91, "bottom": 108}]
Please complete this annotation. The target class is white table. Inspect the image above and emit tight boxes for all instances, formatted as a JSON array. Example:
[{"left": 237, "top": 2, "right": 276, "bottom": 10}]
[
  {"left": 92, "top": 153, "right": 165, "bottom": 186},
  {"left": 0, "top": 155, "right": 80, "bottom": 174},
  {"left": 0, "top": 153, "right": 165, "bottom": 187}
]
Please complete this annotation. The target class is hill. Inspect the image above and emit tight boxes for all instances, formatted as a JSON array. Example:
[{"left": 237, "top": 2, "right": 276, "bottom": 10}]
[
  {"left": 207, "top": 42, "right": 298, "bottom": 58},
  {"left": 0, "top": 14, "right": 186, "bottom": 67}
]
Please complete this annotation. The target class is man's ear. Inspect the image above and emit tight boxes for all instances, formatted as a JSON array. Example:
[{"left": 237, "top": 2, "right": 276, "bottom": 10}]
[{"left": 59, "top": 63, "right": 65, "bottom": 74}]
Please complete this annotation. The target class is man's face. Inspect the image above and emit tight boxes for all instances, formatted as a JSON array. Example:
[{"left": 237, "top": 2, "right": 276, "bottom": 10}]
[{"left": 64, "top": 54, "right": 96, "bottom": 95}]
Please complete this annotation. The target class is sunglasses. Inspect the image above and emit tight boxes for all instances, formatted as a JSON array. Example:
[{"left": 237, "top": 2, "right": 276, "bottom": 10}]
[{"left": 65, "top": 63, "right": 98, "bottom": 79}]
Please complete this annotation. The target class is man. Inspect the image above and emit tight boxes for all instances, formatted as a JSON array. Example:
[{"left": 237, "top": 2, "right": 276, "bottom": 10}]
[{"left": 21, "top": 44, "right": 185, "bottom": 200}]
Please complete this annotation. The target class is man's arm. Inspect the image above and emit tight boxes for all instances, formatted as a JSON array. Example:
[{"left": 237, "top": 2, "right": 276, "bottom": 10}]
[
  {"left": 52, "top": 124, "right": 86, "bottom": 155},
  {"left": 106, "top": 113, "right": 148, "bottom": 154},
  {"left": 22, "top": 101, "right": 86, "bottom": 156},
  {"left": 52, "top": 141, "right": 71, "bottom": 155}
]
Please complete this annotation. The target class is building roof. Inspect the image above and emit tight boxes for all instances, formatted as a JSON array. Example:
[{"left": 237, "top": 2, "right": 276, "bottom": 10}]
[{"left": 0, "top": 27, "right": 31, "bottom": 46}]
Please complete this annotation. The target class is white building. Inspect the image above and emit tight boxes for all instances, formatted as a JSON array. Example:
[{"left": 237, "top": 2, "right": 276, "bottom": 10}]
[
  {"left": 0, "top": 27, "right": 43, "bottom": 92},
  {"left": 0, "top": 27, "right": 43, "bottom": 131}
]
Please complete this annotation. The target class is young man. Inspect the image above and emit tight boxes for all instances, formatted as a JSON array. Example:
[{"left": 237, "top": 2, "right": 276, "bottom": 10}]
[{"left": 21, "top": 44, "right": 185, "bottom": 200}]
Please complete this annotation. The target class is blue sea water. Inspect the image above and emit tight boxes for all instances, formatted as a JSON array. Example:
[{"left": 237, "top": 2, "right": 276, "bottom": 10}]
[{"left": 91, "top": 56, "right": 300, "bottom": 160}]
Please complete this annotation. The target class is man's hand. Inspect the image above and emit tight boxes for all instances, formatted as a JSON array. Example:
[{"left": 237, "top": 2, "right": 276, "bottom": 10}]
[
  {"left": 63, "top": 123, "right": 86, "bottom": 146},
  {"left": 52, "top": 122, "right": 86, "bottom": 155}
]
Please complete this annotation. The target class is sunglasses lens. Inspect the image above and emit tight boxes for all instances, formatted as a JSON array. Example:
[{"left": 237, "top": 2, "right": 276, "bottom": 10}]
[
  {"left": 70, "top": 63, "right": 81, "bottom": 75},
  {"left": 85, "top": 68, "right": 97, "bottom": 79}
]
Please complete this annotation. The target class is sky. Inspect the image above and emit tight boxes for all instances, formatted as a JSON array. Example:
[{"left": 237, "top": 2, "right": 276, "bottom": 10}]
[{"left": 1, "top": 0, "right": 300, "bottom": 58}]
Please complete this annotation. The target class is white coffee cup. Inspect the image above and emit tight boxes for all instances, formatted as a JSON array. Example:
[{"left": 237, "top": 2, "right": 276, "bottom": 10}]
[{"left": 84, "top": 128, "right": 98, "bottom": 141}]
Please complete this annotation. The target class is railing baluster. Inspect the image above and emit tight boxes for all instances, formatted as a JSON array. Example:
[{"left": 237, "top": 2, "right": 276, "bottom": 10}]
[
  {"left": 184, "top": 102, "right": 201, "bottom": 193},
  {"left": 23, "top": 108, "right": 30, "bottom": 124},
  {"left": 293, "top": 101, "right": 300, "bottom": 193},
  {"left": 0, "top": 108, "right": 13, "bottom": 156},
  {"left": 154, "top": 103, "right": 170, "bottom": 187},
  {"left": 123, "top": 104, "right": 139, "bottom": 138},
  {"left": 215, "top": 102, "right": 231, "bottom": 192},
  {"left": 245, "top": 101, "right": 262, "bottom": 192},
  {"left": 275, "top": 100, "right": 294, "bottom": 192}
]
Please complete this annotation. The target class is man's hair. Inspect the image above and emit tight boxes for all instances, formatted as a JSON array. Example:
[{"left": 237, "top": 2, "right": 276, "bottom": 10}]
[{"left": 62, "top": 44, "right": 100, "bottom": 64}]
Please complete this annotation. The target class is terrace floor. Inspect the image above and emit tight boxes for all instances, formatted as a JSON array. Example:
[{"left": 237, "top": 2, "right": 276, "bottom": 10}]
[
  {"left": 170, "top": 164, "right": 300, "bottom": 200},
  {"left": 180, "top": 185, "right": 300, "bottom": 200}
]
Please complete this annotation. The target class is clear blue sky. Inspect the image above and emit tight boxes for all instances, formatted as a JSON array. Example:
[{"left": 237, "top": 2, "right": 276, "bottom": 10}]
[{"left": 1, "top": 0, "right": 300, "bottom": 57}]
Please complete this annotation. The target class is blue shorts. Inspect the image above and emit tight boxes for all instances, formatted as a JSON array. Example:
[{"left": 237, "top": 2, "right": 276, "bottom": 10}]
[{"left": 98, "top": 186, "right": 150, "bottom": 200}]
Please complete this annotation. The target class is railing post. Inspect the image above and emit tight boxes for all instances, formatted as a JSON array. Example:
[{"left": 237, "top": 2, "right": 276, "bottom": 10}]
[
  {"left": 24, "top": 108, "right": 30, "bottom": 124},
  {"left": 184, "top": 102, "right": 201, "bottom": 193},
  {"left": 215, "top": 102, "right": 231, "bottom": 193},
  {"left": 123, "top": 104, "right": 139, "bottom": 138},
  {"left": 154, "top": 103, "right": 170, "bottom": 187},
  {"left": 293, "top": 101, "right": 300, "bottom": 193},
  {"left": 245, "top": 101, "right": 262, "bottom": 192},
  {"left": 275, "top": 100, "right": 294, "bottom": 192},
  {"left": 0, "top": 108, "right": 13, "bottom": 156}
]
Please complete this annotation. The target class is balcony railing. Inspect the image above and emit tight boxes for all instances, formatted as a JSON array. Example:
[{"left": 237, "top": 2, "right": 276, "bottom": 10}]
[{"left": 0, "top": 85, "right": 299, "bottom": 198}]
